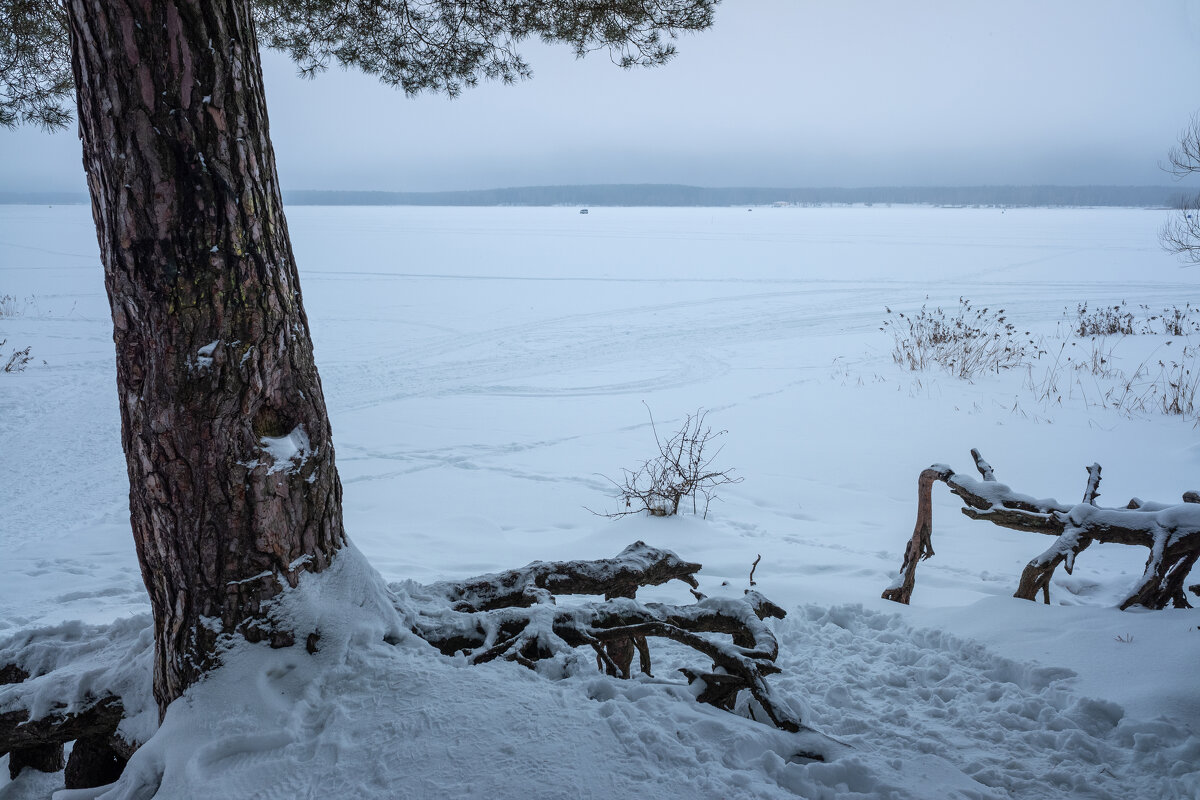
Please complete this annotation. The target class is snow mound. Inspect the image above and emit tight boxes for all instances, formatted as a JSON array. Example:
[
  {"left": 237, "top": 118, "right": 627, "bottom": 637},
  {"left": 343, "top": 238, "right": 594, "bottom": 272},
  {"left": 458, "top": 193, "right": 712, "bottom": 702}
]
[
  {"left": 35, "top": 552, "right": 1197, "bottom": 800},
  {"left": 770, "top": 604, "right": 1200, "bottom": 799},
  {"left": 0, "top": 615, "right": 155, "bottom": 747}
]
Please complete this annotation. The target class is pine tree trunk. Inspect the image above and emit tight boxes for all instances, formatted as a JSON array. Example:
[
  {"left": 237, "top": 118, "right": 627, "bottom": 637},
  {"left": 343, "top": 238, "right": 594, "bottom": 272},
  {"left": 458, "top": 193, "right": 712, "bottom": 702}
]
[{"left": 64, "top": 0, "right": 346, "bottom": 716}]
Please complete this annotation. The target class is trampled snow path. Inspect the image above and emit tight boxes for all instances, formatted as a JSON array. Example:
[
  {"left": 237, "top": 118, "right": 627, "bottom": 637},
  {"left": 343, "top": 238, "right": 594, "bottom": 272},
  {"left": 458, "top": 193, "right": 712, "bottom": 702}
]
[{"left": 2, "top": 205, "right": 1199, "bottom": 798}]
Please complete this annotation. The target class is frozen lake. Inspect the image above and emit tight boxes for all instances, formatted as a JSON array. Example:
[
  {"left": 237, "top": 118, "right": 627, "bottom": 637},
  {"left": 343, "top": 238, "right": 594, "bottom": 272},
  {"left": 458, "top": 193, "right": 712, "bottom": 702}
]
[{"left": 1, "top": 204, "right": 1198, "bottom": 798}]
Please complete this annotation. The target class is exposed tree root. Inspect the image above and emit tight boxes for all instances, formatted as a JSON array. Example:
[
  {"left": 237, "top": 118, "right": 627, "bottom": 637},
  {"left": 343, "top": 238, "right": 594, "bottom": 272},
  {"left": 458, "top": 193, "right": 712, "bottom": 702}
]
[
  {"left": 883, "top": 449, "right": 1200, "bottom": 609},
  {"left": 412, "top": 542, "right": 800, "bottom": 731},
  {"left": 0, "top": 694, "right": 129, "bottom": 785},
  {"left": 0, "top": 542, "right": 800, "bottom": 784}
]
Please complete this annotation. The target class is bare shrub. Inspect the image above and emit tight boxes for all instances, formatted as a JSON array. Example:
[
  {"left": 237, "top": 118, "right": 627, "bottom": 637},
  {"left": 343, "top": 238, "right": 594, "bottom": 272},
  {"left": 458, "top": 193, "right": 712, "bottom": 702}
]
[
  {"left": 593, "top": 405, "right": 742, "bottom": 519},
  {"left": 1, "top": 340, "right": 34, "bottom": 373},
  {"left": 881, "top": 297, "right": 1041, "bottom": 379}
]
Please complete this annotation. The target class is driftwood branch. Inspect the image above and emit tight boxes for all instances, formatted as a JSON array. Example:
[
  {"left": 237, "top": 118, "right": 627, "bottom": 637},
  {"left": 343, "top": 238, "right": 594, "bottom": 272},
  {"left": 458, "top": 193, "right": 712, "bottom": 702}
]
[
  {"left": 429, "top": 541, "right": 700, "bottom": 612},
  {"left": 410, "top": 544, "right": 800, "bottom": 731},
  {"left": 883, "top": 451, "right": 1200, "bottom": 609}
]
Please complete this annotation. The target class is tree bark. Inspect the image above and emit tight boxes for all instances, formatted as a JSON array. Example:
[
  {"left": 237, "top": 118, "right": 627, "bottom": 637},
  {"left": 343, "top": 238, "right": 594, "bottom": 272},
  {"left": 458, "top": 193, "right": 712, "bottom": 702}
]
[{"left": 65, "top": 0, "right": 345, "bottom": 716}]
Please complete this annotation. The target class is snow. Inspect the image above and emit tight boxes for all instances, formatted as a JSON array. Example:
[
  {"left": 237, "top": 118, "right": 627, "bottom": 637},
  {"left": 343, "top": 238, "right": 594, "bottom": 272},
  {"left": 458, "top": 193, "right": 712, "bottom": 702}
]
[
  {"left": 1, "top": 204, "right": 1198, "bottom": 798},
  {"left": 192, "top": 339, "right": 219, "bottom": 370},
  {"left": 259, "top": 424, "right": 312, "bottom": 475}
]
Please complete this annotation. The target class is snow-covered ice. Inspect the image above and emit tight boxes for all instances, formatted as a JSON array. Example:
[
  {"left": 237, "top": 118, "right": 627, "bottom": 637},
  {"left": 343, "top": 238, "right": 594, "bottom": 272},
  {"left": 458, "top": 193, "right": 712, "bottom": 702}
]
[{"left": 1, "top": 204, "right": 1197, "bottom": 798}]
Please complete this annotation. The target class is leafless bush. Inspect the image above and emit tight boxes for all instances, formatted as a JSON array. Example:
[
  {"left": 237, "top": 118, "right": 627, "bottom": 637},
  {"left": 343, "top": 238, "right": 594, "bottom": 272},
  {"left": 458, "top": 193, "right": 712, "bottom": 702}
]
[
  {"left": 1, "top": 339, "right": 33, "bottom": 373},
  {"left": 593, "top": 405, "right": 742, "bottom": 519},
  {"left": 881, "top": 297, "right": 1041, "bottom": 379}
]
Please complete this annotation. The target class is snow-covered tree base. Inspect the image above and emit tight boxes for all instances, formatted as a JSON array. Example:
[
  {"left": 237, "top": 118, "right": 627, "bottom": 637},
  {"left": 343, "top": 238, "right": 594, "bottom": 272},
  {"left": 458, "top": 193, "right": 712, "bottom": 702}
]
[{"left": 0, "top": 542, "right": 802, "bottom": 793}]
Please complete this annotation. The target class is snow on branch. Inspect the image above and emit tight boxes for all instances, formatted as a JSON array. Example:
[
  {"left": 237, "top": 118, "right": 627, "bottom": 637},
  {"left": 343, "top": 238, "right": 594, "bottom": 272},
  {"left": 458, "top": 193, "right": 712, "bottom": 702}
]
[
  {"left": 408, "top": 542, "right": 800, "bottom": 732},
  {"left": 882, "top": 451, "right": 1200, "bottom": 610},
  {"left": 427, "top": 541, "right": 701, "bottom": 612}
]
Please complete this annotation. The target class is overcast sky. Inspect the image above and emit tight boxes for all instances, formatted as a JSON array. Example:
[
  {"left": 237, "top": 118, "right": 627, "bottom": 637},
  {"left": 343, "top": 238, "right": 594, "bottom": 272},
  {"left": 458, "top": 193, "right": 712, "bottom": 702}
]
[{"left": 4, "top": 0, "right": 1200, "bottom": 193}]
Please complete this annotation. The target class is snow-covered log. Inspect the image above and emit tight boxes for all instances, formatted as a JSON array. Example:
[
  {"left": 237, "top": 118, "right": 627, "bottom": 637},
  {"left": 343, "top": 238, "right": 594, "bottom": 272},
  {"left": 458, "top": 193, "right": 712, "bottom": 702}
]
[
  {"left": 427, "top": 541, "right": 701, "bottom": 611},
  {"left": 409, "top": 543, "right": 800, "bottom": 731},
  {"left": 882, "top": 449, "right": 1200, "bottom": 609},
  {"left": 0, "top": 617, "right": 152, "bottom": 786}
]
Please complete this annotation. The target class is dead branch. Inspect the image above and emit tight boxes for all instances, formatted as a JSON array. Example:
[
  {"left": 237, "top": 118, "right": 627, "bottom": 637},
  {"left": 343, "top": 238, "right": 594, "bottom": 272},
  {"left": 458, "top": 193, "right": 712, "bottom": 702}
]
[
  {"left": 428, "top": 541, "right": 700, "bottom": 612},
  {"left": 883, "top": 450, "right": 1200, "bottom": 609},
  {"left": 749, "top": 554, "right": 761, "bottom": 586},
  {"left": 409, "top": 544, "right": 800, "bottom": 731}
]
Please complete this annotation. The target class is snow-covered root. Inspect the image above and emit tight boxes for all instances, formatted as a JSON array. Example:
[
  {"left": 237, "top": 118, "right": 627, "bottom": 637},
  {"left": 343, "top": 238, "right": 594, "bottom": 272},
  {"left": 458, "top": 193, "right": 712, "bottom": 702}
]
[
  {"left": 0, "top": 542, "right": 801, "bottom": 795},
  {"left": 883, "top": 449, "right": 1200, "bottom": 609},
  {"left": 425, "top": 541, "right": 703, "bottom": 612},
  {"left": 408, "top": 542, "right": 801, "bottom": 732},
  {"left": 0, "top": 615, "right": 154, "bottom": 788}
]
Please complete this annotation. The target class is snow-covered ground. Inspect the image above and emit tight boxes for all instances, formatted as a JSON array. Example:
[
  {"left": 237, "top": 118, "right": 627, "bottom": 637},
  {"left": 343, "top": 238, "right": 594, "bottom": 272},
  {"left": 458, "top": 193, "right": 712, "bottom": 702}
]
[{"left": 1, "top": 204, "right": 1198, "bottom": 798}]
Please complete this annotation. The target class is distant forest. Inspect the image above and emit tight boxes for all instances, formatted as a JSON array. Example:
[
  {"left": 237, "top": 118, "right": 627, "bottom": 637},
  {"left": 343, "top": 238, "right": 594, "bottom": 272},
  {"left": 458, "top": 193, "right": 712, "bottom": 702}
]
[
  {"left": 284, "top": 185, "right": 1196, "bottom": 207},
  {"left": 2, "top": 185, "right": 1194, "bottom": 208}
]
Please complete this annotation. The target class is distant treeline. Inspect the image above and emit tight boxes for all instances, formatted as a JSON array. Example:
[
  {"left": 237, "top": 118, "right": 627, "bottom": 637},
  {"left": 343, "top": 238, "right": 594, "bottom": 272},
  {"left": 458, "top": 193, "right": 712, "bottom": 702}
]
[
  {"left": 0, "top": 192, "right": 93, "bottom": 205},
  {"left": 4, "top": 185, "right": 1195, "bottom": 208},
  {"left": 281, "top": 185, "right": 1194, "bottom": 208}
]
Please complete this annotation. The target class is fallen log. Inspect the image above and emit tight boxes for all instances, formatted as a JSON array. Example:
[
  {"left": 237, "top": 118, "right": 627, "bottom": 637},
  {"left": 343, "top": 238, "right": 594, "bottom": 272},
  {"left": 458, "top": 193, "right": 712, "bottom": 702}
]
[
  {"left": 408, "top": 542, "right": 800, "bottom": 731},
  {"left": 426, "top": 541, "right": 701, "bottom": 612},
  {"left": 882, "top": 449, "right": 1200, "bottom": 609},
  {"left": 0, "top": 617, "right": 152, "bottom": 787},
  {"left": 0, "top": 683, "right": 131, "bottom": 785}
]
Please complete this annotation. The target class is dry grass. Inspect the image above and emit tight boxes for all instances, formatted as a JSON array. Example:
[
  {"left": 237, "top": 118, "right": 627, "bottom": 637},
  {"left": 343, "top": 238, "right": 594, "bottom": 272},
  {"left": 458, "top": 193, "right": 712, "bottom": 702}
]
[
  {"left": 881, "top": 297, "right": 1200, "bottom": 423},
  {"left": 881, "top": 298, "right": 1042, "bottom": 380},
  {"left": 1065, "top": 301, "right": 1200, "bottom": 337},
  {"left": 0, "top": 295, "right": 23, "bottom": 319}
]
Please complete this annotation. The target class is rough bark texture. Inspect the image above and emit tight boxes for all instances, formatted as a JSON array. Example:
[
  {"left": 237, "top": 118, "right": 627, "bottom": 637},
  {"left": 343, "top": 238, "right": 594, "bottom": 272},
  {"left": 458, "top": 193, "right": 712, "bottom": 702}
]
[
  {"left": 883, "top": 451, "right": 1200, "bottom": 610},
  {"left": 65, "top": 735, "right": 130, "bottom": 789},
  {"left": 65, "top": 0, "right": 345, "bottom": 715},
  {"left": 7, "top": 743, "right": 64, "bottom": 780}
]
